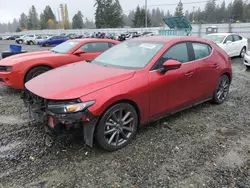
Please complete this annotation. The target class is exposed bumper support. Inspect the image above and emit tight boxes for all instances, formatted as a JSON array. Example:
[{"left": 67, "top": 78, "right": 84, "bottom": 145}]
[{"left": 22, "top": 89, "right": 98, "bottom": 147}]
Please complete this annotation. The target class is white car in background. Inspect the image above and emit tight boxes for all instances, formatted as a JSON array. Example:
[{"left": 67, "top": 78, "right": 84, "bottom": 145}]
[
  {"left": 24, "top": 34, "right": 37, "bottom": 45},
  {"left": 243, "top": 51, "right": 250, "bottom": 69},
  {"left": 35, "top": 35, "right": 50, "bottom": 45},
  {"left": 203, "top": 33, "right": 248, "bottom": 58}
]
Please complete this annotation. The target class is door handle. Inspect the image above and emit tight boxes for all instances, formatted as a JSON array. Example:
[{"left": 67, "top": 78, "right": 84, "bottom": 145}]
[
  {"left": 185, "top": 71, "right": 193, "bottom": 77},
  {"left": 212, "top": 63, "right": 219, "bottom": 68}
]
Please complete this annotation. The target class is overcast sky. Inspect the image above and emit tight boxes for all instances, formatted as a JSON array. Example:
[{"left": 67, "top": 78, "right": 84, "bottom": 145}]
[{"left": 0, "top": 0, "right": 225, "bottom": 23}]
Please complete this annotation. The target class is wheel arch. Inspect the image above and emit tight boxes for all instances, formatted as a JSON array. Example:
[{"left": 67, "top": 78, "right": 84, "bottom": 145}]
[
  {"left": 24, "top": 64, "right": 53, "bottom": 84},
  {"left": 221, "top": 72, "right": 232, "bottom": 83},
  {"left": 97, "top": 98, "right": 141, "bottom": 126}
]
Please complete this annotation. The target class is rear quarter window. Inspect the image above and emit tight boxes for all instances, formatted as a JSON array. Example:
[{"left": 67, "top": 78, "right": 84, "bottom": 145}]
[
  {"left": 192, "top": 43, "right": 212, "bottom": 60},
  {"left": 234, "top": 35, "right": 242, "bottom": 41}
]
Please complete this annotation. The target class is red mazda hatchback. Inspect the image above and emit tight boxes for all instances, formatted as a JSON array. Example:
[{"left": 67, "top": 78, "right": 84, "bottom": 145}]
[{"left": 23, "top": 36, "right": 232, "bottom": 151}]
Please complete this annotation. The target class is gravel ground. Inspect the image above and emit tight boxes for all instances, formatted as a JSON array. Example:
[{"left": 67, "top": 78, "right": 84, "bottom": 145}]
[{"left": 0, "top": 40, "right": 250, "bottom": 188}]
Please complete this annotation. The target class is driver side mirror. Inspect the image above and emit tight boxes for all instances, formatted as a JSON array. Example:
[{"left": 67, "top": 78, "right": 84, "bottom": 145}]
[
  {"left": 160, "top": 60, "right": 182, "bottom": 74},
  {"left": 225, "top": 40, "right": 232, "bottom": 44},
  {"left": 73, "top": 49, "right": 85, "bottom": 56}
]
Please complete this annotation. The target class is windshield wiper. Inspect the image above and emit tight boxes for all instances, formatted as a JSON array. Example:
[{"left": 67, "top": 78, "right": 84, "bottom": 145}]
[
  {"left": 50, "top": 50, "right": 59, "bottom": 54},
  {"left": 86, "top": 59, "right": 93, "bottom": 63}
]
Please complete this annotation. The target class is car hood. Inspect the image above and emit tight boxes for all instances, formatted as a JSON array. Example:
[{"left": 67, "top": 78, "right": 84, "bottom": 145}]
[
  {"left": 0, "top": 51, "right": 55, "bottom": 66},
  {"left": 25, "top": 62, "right": 136, "bottom": 100}
]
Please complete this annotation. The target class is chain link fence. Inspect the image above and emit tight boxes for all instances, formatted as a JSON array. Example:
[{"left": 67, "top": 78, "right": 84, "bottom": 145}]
[{"left": 1, "top": 23, "right": 250, "bottom": 38}]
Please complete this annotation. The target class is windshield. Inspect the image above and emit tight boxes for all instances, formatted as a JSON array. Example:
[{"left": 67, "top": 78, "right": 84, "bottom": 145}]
[
  {"left": 93, "top": 41, "right": 164, "bottom": 69},
  {"left": 50, "top": 40, "right": 79, "bottom": 54},
  {"left": 203, "top": 35, "right": 226, "bottom": 44}
]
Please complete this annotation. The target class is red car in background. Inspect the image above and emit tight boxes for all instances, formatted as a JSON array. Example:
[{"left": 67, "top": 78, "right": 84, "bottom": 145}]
[
  {"left": 24, "top": 36, "right": 232, "bottom": 151},
  {"left": 0, "top": 38, "right": 119, "bottom": 89}
]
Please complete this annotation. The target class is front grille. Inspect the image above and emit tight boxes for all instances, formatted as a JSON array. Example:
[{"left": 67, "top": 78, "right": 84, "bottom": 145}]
[
  {"left": 0, "top": 78, "right": 4, "bottom": 82},
  {"left": 0, "top": 66, "right": 7, "bottom": 71}
]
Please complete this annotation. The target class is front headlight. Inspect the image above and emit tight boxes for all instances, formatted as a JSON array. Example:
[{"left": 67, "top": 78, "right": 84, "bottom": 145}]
[
  {"left": 0, "top": 66, "right": 12, "bottom": 72},
  {"left": 246, "top": 50, "right": 250, "bottom": 56},
  {"left": 47, "top": 100, "right": 95, "bottom": 114}
]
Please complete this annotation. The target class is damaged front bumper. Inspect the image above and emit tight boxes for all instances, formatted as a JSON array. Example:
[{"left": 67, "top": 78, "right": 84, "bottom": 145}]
[{"left": 21, "top": 89, "right": 98, "bottom": 147}]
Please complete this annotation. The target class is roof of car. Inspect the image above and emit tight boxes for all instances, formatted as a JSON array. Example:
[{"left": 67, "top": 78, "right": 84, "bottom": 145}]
[
  {"left": 205, "top": 33, "right": 237, "bottom": 36},
  {"left": 73, "top": 38, "right": 118, "bottom": 43},
  {"left": 130, "top": 36, "right": 205, "bottom": 43}
]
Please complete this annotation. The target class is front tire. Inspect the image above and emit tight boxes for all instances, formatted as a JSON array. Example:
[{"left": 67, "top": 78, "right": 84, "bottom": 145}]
[
  {"left": 95, "top": 103, "right": 138, "bottom": 151},
  {"left": 42, "top": 43, "right": 49, "bottom": 47},
  {"left": 239, "top": 47, "right": 246, "bottom": 58},
  {"left": 212, "top": 75, "right": 230, "bottom": 104},
  {"left": 24, "top": 66, "right": 51, "bottom": 83}
]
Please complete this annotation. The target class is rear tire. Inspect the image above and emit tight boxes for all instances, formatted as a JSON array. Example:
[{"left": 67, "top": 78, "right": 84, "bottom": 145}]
[
  {"left": 24, "top": 66, "right": 51, "bottom": 83},
  {"left": 212, "top": 75, "right": 230, "bottom": 104},
  {"left": 95, "top": 103, "right": 138, "bottom": 151}
]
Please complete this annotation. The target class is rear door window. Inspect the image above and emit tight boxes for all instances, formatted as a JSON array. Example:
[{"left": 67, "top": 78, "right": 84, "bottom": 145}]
[
  {"left": 233, "top": 35, "right": 242, "bottom": 41},
  {"left": 192, "top": 43, "right": 212, "bottom": 60},
  {"left": 80, "top": 42, "right": 110, "bottom": 53}
]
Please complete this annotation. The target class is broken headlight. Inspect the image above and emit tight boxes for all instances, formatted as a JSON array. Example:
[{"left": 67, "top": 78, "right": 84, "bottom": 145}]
[{"left": 47, "top": 100, "right": 95, "bottom": 114}]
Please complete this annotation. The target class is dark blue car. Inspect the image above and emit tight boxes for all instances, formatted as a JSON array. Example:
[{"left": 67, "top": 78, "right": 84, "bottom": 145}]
[{"left": 39, "top": 36, "right": 68, "bottom": 47}]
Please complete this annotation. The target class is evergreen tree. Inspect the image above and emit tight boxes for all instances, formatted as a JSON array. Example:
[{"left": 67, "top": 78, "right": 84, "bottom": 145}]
[
  {"left": 226, "top": 2, "right": 233, "bottom": 22},
  {"left": 132, "top": 6, "right": 142, "bottom": 27},
  {"left": 16, "top": 27, "right": 21, "bottom": 32},
  {"left": 94, "top": 0, "right": 123, "bottom": 28},
  {"left": 140, "top": 8, "right": 151, "bottom": 27},
  {"left": 94, "top": 0, "right": 106, "bottom": 28},
  {"left": 84, "top": 18, "right": 96, "bottom": 28},
  {"left": 132, "top": 6, "right": 151, "bottom": 28},
  {"left": 150, "top": 8, "right": 165, "bottom": 27},
  {"left": 244, "top": 2, "right": 250, "bottom": 22},
  {"left": 174, "top": 1, "right": 184, "bottom": 17},
  {"left": 19, "top": 13, "right": 28, "bottom": 30},
  {"left": 27, "top": 5, "right": 39, "bottom": 29},
  {"left": 112, "top": 0, "right": 123, "bottom": 27},
  {"left": 217, "top": 1, "right": 226, "bottom": 23},
  {"left": 185, "top": 10, "right": 189, "bottom": 19},
  {"left": 72, "top": 11, "right": 84, "bottom": 29},
  {"left": 39, "top": 6, "right": 56, "bottom": 29},
  {"left": 127, "top": 10, "right": 135, "bottom": 26},
  {"left": 64, "top": 4, "right": 70, "bottom": 29},
  {"left": 166, "top": 10, "right": 172, "bottom": 18},
  {"left": 204, "top": 0, "right": 216, "bottom": 23},
  {"left": 232, "top": 0, "right": 244, "bottom": 22}
]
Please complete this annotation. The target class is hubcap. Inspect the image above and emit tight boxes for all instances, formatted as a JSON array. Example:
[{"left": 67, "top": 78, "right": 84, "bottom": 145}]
[
  {"left": 216, "top": 78, "right": 229, "bottom": 102},
  {"left": 241, "top": 48, "right": 246, "bottom": 57},
  {"left": 104, "top": 108, "right": 135, "bottom": 147}
]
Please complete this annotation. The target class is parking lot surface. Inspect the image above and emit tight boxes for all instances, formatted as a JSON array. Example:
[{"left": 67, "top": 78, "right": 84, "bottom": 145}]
[{"left": 0, "top": 40, "right": 250, "bottom": 188}]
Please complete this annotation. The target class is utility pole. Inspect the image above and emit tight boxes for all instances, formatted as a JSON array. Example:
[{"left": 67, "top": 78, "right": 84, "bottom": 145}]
[
  {"left": 192, "top": 6, "right": 195, "bottom": 23},
  {"left": 145, "top": 0, "right": 147, "bottom": 28},
  {"left": 57, "top": 8, "right": 61, "bottom": 28},
  {"left": 60, "top": 4, "right": 64, "bottom": 29}
]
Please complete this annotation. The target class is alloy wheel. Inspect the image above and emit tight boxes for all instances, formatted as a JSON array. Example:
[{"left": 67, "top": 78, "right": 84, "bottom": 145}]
[
  {"left": 241, "top": 48, "right": 246, "bottom": 58},
  {"left": 216, "top": 77, "right": 230, "bottom": 102},
  {"left": 104, "top": 108, "right": 136, "bottom": 147}
]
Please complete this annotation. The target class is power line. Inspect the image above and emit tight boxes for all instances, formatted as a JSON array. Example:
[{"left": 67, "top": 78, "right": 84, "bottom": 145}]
[
  {"left": 147, "top": 0, "right": 209, "bottom": 8},
  {"left": 124, "top": 0, "right": 211, "bottom": 13}
]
